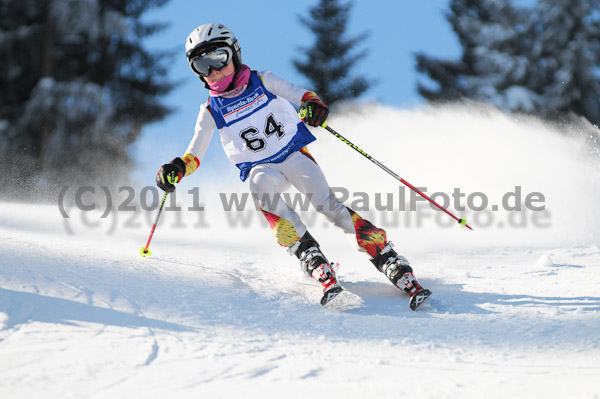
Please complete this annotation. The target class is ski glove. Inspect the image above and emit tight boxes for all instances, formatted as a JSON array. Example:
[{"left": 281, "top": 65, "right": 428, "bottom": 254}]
[
  {"left": 300, "top": 91, "right": 329, "bottom": 127},
  {"left": 156, "top": 157, "right": 186, "bottom": 192}
]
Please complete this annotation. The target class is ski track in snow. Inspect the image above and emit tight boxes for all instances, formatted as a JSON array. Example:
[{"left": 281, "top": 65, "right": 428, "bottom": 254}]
[{"left": 2, "top": 105, "right": 600, "bottom": 398}]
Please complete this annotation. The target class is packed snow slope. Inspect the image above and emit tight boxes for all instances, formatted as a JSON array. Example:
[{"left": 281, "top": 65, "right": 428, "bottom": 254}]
[{"left": 1, "top": 104, "right": 600, "bottom": 399}]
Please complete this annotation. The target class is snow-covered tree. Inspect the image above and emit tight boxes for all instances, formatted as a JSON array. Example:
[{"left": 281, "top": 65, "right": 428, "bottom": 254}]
[
  {"left": 528, "top": 0, "right": 600, "bottom": 123},
  {"left": 293, "top": 0, "right": 370, "bottom": 106},
  {"left": 416, "top": 0, "right": 535, "bottom": 110},
  {"left": 416, "top": 0, "right": 600, "bottom": 125},
  {"left": 0, "top": 0, "right": 173, "bottom": 199}
]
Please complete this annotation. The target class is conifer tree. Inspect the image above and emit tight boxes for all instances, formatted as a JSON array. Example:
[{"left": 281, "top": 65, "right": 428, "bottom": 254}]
[
  {"left": 0, "top": 0, "right": 173, "bottom": 199},
  {"left": 293, "top": 0, "right": 370, "bottom": 106},
  {"left": 415, "top": 0, "right": 600, "bottom": 125},
  {"left": 416, "top": 0, "right": 531, "bottom": 109},
  {"left": 529, "top": 0, "right": 600, "bottom": 123}
]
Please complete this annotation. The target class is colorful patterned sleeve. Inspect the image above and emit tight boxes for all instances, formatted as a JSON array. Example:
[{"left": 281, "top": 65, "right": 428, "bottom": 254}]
[{"left": 181, "top": 153, "right": 200, "bottom": 176}]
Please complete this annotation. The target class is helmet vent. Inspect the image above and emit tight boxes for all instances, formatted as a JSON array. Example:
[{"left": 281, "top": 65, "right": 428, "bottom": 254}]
[{"left": 208, "top": 27, "right": 213, "bottom": 35}]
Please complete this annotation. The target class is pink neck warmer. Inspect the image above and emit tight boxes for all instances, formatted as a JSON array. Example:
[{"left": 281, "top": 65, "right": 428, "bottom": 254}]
[{"left": 209, "top": 65, "right": 251, "bottom": 96}]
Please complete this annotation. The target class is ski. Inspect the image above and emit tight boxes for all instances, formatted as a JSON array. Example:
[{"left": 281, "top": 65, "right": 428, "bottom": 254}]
[
  {"left": 318, "top": 284, "right": 364, "bottom": 311},
  {"left": 409, "top": 288, "right": 432, "bottom": 311},
  {"left": 320, "top": 285, "right": 344, "bottom": 306}
]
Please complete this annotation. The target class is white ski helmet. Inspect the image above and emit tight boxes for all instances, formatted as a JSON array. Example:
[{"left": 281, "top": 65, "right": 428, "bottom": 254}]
[{"left": 185, "top": 23, "right": 242, "bottom": 78}]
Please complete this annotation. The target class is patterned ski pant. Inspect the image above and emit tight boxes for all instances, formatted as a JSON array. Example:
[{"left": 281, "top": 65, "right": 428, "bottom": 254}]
[{"left": 248, "top": 147, "right": 387, "bottom": 258}]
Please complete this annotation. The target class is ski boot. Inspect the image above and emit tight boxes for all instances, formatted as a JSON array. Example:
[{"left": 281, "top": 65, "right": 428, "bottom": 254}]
[
  {"left": 371, "top": 242, "right": 432, "bottom": 310},
  {"left": 289, "top": 232, "right": 343, "bottom": 306}
]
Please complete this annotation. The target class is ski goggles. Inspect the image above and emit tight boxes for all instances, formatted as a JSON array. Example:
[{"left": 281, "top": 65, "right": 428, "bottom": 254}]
[{"left": 189, "top": 47, "right": 232, "bottom": 77}]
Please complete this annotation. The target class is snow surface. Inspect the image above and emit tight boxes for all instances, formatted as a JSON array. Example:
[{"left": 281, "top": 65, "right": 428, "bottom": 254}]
[{"left": 1, "top": 104, "right": 600, "bottom": 398}]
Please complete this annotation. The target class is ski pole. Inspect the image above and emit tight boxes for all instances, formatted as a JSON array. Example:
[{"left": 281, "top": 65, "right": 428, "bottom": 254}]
[
  {"left": 140, "top": 191, "right": 169, "bottom": 257},
  {"left": 316, "top": 119, "right": 472, "bottom": 230}
]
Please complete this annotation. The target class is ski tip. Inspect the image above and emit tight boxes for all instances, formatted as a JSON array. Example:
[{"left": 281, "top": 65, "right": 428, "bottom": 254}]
[
  {"left": 322, "top": 288, "right": 364, "bottom": 311},
  {"left": 320, "top": 285, "right": 344, "bottom": 306},
  {"left": 409, "top": 289, "right": 432, "bottom": 311}
]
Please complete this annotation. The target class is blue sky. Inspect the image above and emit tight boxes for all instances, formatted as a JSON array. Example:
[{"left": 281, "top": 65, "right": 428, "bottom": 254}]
[{"left": 134, "top": 0, "right": 460, "bottom": 182}]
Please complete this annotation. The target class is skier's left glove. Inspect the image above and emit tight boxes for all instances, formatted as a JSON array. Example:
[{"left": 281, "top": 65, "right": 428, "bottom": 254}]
[
  {"left": 300, "top": 92, "right": 329, "bottom": 127},
  {"left": 156, "top": 157, "right": 186, "bottom": 192}
]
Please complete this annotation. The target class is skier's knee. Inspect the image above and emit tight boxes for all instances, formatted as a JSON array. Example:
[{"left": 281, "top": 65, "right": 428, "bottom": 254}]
[{"left": 249, "top": 170, "right": 276, "bottom": 195}]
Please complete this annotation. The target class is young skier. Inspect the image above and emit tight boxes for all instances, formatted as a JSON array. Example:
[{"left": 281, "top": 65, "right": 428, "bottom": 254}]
[{"left": 156, "top": 23, "right": 431, "bottom": 309}]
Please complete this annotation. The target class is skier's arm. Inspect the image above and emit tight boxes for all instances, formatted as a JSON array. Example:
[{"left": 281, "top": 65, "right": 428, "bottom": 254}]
[
  {"left": 156, "top": 102, "right": 215, "bottom": 192},
  {"left": 181, "top": 102, "right": 216, "bottom": 176},
  {"left": 259, "top": 70, "right": 309, "bottom": 106},
  {"left": 259, "top": 70, "right": 329, "bottom": 127}
]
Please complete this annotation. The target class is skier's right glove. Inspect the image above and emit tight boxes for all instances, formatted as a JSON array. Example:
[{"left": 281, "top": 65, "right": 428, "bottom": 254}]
[
  {"left": 300, "top": 91, "right": 329, "bottom": 127},
  {"left": 156, "top": 157, "right": 186, "bottom": 192}
]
